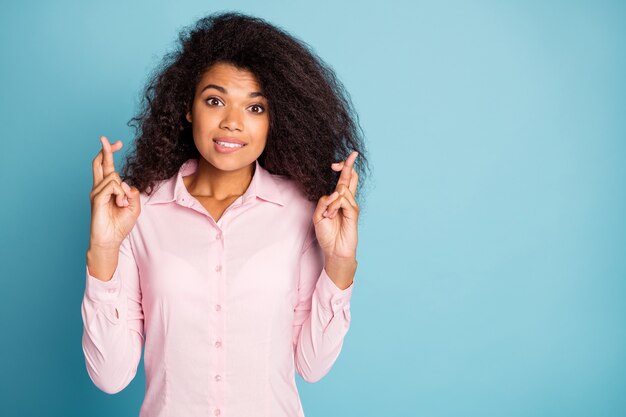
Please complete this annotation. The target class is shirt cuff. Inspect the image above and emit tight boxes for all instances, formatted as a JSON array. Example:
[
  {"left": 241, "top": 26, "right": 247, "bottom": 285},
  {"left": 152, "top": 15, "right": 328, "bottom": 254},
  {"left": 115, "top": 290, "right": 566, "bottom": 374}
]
[
  {"left": 85, "top": 264, "right": 122, "bottom": 303},
  {"left": 315, "top": 267, "right": 354, "bottom": 315}
]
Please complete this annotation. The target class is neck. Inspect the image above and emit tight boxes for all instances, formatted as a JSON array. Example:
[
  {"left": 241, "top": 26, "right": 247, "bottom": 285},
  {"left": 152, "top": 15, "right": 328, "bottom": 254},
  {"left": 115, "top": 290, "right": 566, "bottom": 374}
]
[{"left": 184, "top": 158, "right": 255, "bottom": 201}]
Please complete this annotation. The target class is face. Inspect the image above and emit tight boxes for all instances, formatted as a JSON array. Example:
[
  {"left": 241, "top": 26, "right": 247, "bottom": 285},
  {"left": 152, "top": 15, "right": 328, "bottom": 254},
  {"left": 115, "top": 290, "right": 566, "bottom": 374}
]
[{"left": 186, "top": 62, "right": 269, "bottom": 172}]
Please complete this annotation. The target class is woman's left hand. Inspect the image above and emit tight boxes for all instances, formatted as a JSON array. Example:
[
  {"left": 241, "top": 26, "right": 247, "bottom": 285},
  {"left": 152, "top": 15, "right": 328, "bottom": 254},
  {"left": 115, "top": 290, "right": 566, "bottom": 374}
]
[{"left": 313, "top": 151, "right": 360, "bottom": 260}]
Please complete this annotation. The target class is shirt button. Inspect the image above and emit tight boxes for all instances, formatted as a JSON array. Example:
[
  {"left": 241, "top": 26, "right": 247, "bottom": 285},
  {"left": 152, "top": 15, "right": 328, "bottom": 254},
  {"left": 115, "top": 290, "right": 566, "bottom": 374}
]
[
  {"left": 215, "top": 264, "right": 222, "bottom": 272},
  {"left": 215, "top": 340, "right": 222, "bottom": 348},
  {"left": 214, "top": 409, "right": 221, "bottom": 416},
  {"left": 334, "top": 299, "right": 342, "bottom": 305},
  {"left": 215, "top": 374, "right": 222, "bottom": 382},
  {"left": 215, "top": 304, "right": 222, "bottom": 311},
  {"left": 215, "top": 232, "right": 222, "bottom": 240}
]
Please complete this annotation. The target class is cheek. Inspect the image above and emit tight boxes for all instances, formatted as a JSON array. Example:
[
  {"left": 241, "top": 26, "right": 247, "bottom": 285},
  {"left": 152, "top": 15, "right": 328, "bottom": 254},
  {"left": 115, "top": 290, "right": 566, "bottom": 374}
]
[
  {"left": 252, "top": 116, "right": 270, "bottom": 137},
  {"left": 191, "top": 111, "right": 216, "bottom": 135},
  {"left": 191, "top": 122, "right": 204, "bottom": 144}
]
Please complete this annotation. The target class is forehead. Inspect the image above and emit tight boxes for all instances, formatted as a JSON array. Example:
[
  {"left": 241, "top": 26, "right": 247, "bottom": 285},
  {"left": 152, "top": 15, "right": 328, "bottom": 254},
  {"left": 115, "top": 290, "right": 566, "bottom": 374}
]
[{"left": 195, "top": 62, "right": 262, "bottom": 93}]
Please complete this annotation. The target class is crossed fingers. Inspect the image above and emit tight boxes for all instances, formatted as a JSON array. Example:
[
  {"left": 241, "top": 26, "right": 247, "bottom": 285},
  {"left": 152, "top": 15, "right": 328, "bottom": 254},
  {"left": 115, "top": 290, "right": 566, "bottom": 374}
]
[
  {"left": 325, "top": 151, "right": 359, "bottom": 218},
  {"left": 92, "top": 136, "right": 123, "bottom": 189}
]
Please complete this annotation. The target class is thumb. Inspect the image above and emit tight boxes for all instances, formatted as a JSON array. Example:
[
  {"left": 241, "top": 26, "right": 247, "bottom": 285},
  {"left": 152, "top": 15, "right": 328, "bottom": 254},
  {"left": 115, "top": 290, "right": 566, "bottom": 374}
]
[
  {"left": 313, "top": 191, "right": 339, "bottom": 224},
  {"left": 122, "top": 183, "right": 140, "bottom": 211}
]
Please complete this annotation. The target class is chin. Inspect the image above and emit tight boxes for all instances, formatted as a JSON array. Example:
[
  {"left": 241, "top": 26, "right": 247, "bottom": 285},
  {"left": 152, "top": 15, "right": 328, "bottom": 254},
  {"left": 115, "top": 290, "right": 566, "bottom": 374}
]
[{"left": 200, "top": 153, "right": 256, "bottom": 172}]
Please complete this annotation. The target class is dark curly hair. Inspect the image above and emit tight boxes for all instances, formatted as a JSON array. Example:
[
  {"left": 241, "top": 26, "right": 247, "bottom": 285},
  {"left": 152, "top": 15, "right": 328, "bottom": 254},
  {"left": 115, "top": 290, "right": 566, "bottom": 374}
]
[{"left": 120, "top": 11, "right": 371, "bottom": 210}]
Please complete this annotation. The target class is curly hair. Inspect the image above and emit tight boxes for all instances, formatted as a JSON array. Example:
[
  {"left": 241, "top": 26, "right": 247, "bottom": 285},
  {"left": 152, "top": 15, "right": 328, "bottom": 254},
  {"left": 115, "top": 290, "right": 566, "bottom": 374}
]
[{"left": 120, "top": 11, "right": 371, "bottom": 209}]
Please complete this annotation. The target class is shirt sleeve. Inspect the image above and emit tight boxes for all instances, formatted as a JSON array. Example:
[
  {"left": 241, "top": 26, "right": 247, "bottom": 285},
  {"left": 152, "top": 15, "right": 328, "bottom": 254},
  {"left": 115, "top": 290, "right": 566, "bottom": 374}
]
[
  {"left": 80, "top": 232, "right": 144, "bottom": 394},
  {"left": 292, "top": 223, "right": 354, "bottom": 383}
]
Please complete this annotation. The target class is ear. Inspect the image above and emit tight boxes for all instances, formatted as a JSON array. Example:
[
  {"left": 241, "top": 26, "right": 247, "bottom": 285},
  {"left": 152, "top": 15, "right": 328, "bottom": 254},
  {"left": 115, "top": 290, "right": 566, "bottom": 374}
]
[{"left": 186, "top": 111, "right": 192, "bottom": 123}]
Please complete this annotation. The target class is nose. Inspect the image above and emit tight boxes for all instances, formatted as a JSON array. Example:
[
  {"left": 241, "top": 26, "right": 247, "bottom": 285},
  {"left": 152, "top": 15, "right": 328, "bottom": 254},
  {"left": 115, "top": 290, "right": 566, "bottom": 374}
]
[{"left": 219, "top": 107, "right": 243, "bottom": 132}]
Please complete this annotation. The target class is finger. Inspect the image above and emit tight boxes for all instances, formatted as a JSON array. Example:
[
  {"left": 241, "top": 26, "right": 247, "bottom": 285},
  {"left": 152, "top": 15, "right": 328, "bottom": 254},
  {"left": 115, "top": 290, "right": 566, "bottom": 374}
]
[
  {"left": 326, "top": 183, "right": 358, "bottom": 218},
  {"left": 100, "top": 136, "right": 123, "bottom": 178},
  {"left": 331, "top": 161, "right": 359, "bottom": 200},
  {"left": 93, "top": 138, "right": 123, "bottom": 188},
  {"left": 91, "top": 171, "right": 122, "bottom": 196},
  {"left": 93, "top": 177, "right": 129, "bottom": 208},
  {"left": 119, "top": 182, "right": 131, "bottom": 207},
  {"left": 123, "top": 183, "right": 141, "bottom": 212},
  {"left": 328, "top": 185, "right": 356, "bottom": 213},
  {"left": 334, "top": 151, "right": 358, "bottom": 190},
  {"left": 90, "top": 171, "right": 124, "bottom": 202},
  {"left": 348, "top": 168, "right": 359, "bottom": 197},
  {"left": 328, "top": 192, "right": 359, "bottom": 221},
  {"left": 313, "top": 191, "right": 340, "bottom": 225},
  {"left": 92, "top": 150, "right": 104, "bottom": 189},
  {"left": 339, "top": 184, "right": 359, "bottom": 212}
]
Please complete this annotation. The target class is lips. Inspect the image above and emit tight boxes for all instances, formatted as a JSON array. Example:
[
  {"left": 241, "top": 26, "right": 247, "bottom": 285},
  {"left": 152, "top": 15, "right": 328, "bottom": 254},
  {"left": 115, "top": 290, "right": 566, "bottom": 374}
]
[
  {"left": 214, "top": 137, "right": 247, "bottom": 145},
  {"left": 214, "top": 139, "right": 246, "bottom": 153}
]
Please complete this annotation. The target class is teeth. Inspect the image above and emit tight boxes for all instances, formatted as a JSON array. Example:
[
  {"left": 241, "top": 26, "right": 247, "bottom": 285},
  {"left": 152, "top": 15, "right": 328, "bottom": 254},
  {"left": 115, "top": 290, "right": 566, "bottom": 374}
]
[{"left": 215, "top": 140, "right": 243, "bottom": 148}]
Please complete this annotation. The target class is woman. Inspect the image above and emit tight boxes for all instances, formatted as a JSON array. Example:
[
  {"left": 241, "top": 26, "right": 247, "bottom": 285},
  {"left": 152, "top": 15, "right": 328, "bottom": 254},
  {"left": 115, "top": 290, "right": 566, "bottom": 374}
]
[{"left": 82, "top": 11, "right": 369, "bottom": 417}]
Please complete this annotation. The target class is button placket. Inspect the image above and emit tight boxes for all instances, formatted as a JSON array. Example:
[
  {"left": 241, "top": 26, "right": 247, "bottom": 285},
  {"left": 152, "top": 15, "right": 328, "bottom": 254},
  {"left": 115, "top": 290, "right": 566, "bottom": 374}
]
[{"left": 211, "top": 226, "right": 226, "bottom": 410}]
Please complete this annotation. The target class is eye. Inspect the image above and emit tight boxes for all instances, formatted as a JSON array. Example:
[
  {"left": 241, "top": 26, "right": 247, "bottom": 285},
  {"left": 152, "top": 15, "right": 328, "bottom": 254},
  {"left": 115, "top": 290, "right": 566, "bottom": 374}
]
[
  {"left": 249, "top": 104, "right": 265, "bottom": 114},
  {"left": 205, "top": 97, "right": 223, "bottom": 106}
]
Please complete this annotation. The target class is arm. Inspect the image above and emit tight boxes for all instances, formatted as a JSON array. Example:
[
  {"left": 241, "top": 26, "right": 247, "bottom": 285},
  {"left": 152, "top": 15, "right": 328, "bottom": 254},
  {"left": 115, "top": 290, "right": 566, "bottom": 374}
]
[
  {"left": 292, "top": 224, "right": 354, "bottom": 383},
  {"left": 81, "top": 233, "right": 144, "bottom": 394}
]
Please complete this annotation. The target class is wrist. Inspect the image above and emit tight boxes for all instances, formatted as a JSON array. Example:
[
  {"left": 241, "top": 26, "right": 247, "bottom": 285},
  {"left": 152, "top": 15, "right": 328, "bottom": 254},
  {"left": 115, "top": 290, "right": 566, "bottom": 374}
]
[
  {"left": 86, "top": 244, "right": 120, "bottom": 266},
  {"left": 324, "top": 253, "right": 357, "bottom": 268},
  {"left": 86, "top": 247, "right": 120, "bottom": 283},
  {"left": 88, "top": 240, "right": 121, "bottom": 254},
  {"left": 324, "top": 255, "right": 357, "bottom": 290}
]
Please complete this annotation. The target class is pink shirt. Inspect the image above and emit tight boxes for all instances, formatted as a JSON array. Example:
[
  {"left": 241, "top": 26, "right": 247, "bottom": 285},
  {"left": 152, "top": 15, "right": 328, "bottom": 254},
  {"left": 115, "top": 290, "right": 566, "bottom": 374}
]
[{"left": 81, "top": 158, "right": 354, "bottom": 417}]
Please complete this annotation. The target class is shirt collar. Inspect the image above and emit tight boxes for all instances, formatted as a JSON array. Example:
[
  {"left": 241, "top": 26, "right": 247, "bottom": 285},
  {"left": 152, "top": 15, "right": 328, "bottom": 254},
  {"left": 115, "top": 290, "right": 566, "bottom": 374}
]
[{"left": 145, "top": 158, "right": 285, "bottom": 207}]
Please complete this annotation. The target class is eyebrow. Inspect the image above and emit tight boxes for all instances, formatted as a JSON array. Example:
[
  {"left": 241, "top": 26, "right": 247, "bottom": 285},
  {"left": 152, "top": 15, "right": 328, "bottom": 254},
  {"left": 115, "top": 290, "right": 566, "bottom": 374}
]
[{"left": 200, "top": 84, "right": 266, "bottom": 98}]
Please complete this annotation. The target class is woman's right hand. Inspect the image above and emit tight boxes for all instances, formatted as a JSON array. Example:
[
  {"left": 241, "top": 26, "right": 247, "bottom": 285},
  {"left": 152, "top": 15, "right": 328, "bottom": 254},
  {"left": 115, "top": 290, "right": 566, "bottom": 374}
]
[{"left": 89, "top": 136, "right": 141, "bottom": 251}]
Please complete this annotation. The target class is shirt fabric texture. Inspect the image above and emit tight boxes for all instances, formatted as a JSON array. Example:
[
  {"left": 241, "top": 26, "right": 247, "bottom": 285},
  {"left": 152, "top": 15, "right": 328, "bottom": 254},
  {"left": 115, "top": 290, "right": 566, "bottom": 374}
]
[{"left": 81, "top": 158, "right": 354, "bottom": 417}]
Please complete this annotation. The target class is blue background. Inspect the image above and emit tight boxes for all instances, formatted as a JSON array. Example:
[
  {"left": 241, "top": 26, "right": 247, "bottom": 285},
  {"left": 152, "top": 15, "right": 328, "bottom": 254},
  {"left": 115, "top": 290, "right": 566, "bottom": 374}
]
[{"left": 1, "top": 0, "right": 625, "bottom": 416}]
